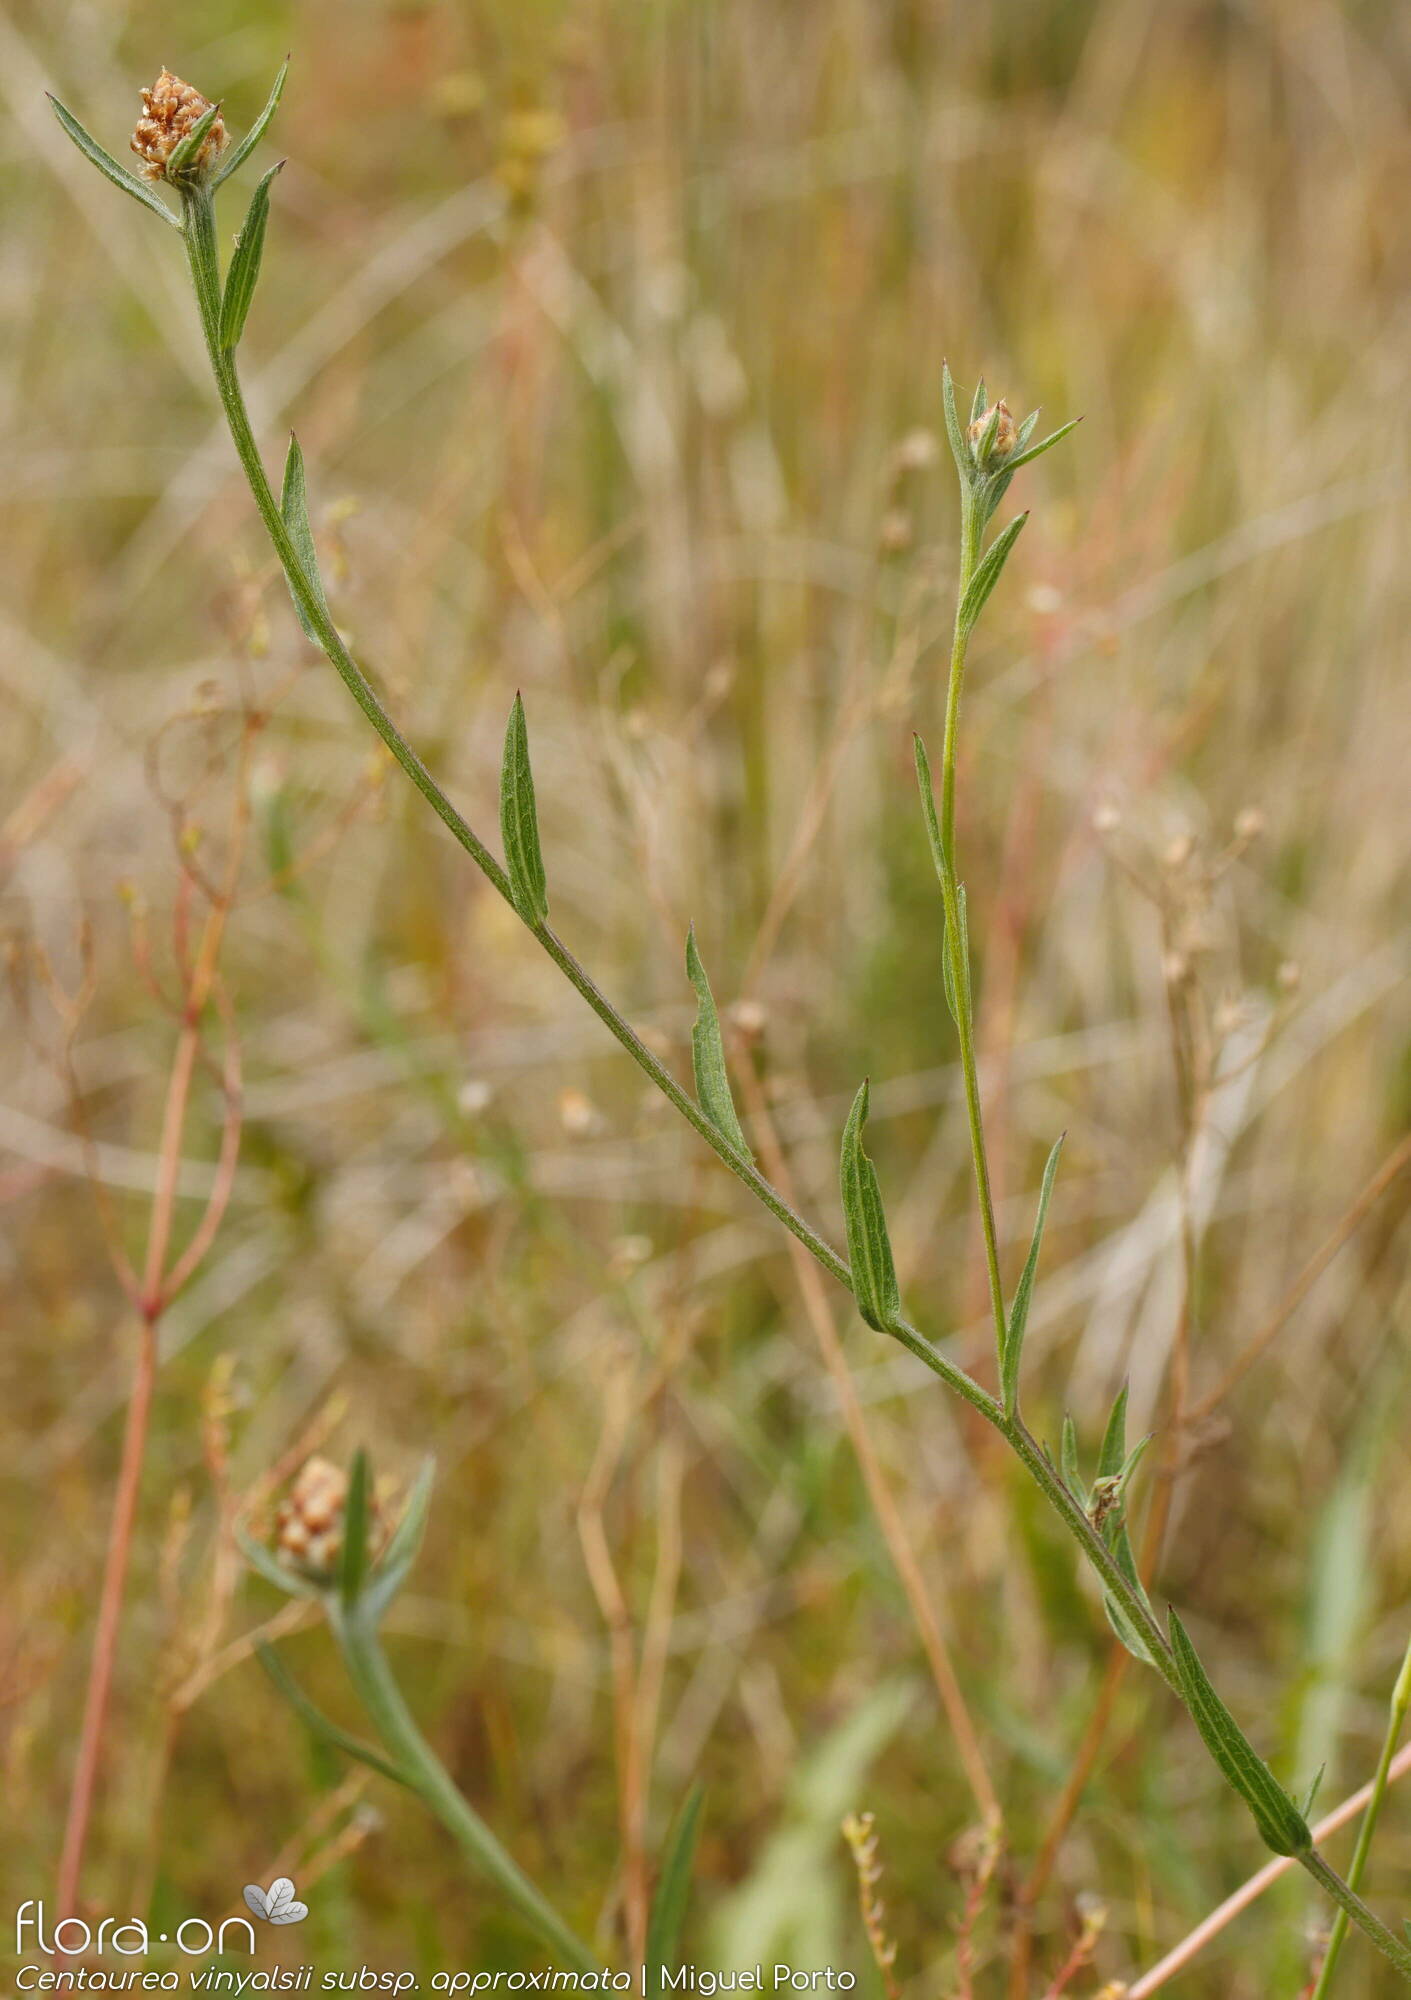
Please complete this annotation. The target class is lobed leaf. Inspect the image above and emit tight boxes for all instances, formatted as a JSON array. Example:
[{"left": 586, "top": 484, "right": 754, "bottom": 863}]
[
  {"left": 214, "top": 57, "right": 291, "bottom": 187},
  {"left": 1169, "top": 1611, "right": 1312, "bottom": 1856},
  {"left": 47, "top": 95, "right": 180, "bottom": 228},
  {"left": 839, "top": 1080, "right": 901, "bottom": 1334},
  {"left": 957, "top": 511, "right": 1029, "bottom": 637},
  {"left": 1000, "top": 1133, "right": 1064, "bottom": 1416},
  {"left": 644, "top": 1785, "right": 705, "bottom": 1996},
  {"left": 219, "top": 160, "right": 282, "bottom": 350},
  {"left": 685, "top": 926, "right": 751, "bottom": 1159},
  {"left": 280, "top": 434, "right": 331, "bottom": 641},
  {"left": 499, "top": 693, "right": 549, "bottom": 925}
]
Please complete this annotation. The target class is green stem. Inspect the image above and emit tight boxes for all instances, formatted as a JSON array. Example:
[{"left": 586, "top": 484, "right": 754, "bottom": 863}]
[
  {"left": 179, "top": 185, "right": 1411, "bottom": 1984},
  {"left": 1310, "top": 1635, "right": 1411, "bottom": 1997},
  {"left": 328, "top": 1601, "right": 601, "bottom": 1974}
]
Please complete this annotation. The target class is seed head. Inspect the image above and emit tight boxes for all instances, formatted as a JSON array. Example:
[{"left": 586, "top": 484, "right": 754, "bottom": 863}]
[
  {"left": 131, "top": 69, "right": 227, "bottom": 183},
  {"left": 966, "top": 398, "right": 1017, "bottom": 468}
]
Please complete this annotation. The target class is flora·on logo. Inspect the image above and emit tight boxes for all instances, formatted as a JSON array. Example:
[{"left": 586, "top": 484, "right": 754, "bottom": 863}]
[{"left": 15, "top": 1901, "right": 255, "bottom": 1957}]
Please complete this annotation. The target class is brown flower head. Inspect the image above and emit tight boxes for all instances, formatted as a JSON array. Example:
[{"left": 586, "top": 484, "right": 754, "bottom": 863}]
[
  {"left": 131, "top": 69, "right": 227, "bottom": 183},
  {"left": 273, "top": 1455, "right": 393, "bottom": 1583},
  {"left": 966, "top": 397, "right": 1018, "bottom": 468}
]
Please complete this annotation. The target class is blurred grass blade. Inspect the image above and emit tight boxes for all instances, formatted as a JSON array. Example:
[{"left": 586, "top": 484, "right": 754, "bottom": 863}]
[
  {"left": 339, "top": 1448, "right": 372, "bottom": 1611},
  {"left": 280, "top": 434, "right": 331, "bottom": 641},
  {"left": 1169, "top": 1611, "right": 1311, "bottom": 1856},
  {"left": 1001, "top": 1133, "right": 1064, "bottom": 1416},
  {"left": 941, "top": 362, "right": 968, "bottom": 477},
  {"left": 235, "top": 1521, "right": 320, "bottom": 1600},
  {"left": 958, "top": 512, "right": 1029, "bottom": 636},
  {"left": 214, "top": 57, "right": 290, "bottom": 186},
  {"left": 500, "top": 694, "right": 549, "bottom": 925},
  {"left": 255, "top": 1643, "right": 414, "bottom": 1787},
  {"left": 47, "top": 95, "right": 181, "bottom": 227},
  {"left": 645, "top": 1784, "right": 705, "bottom": 1996},
  {"left": 685, "top": 926, "right": 751, "bottom": 1159},
  {"left": 1003, "top": 418, "right": 1081, "bottom": 475},
  {"left": 364, "top": 1456, "right": 435, "bottom": 1624},
  {"left": 165, "top": 101, "right": 223, "bottom": 181},
  {"left": 839, "top": 1081, "right": 901, "bottom": 1334},
  {"left": 219, "top": 160, "right": 282, "bottom": 351}
]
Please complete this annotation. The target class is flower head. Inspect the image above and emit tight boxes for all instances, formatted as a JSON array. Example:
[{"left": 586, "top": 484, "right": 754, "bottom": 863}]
[
  {"left": 966, "top": 397, "right": 1018, "bottom": 469},
  {"left": 131, "top": 69, "right": 227, "bottom": 183},
  {"left": 273, "top": 1455, "right": 393, "bottom": 1583}
]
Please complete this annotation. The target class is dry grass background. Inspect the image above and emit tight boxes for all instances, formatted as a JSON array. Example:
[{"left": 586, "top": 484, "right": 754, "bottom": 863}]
[{"left": 4, "top": 0, "right": 1411, "bottom": 1991}]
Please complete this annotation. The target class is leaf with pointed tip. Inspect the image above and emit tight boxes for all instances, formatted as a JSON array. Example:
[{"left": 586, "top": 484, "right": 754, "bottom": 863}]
[
  {"left": 1060, "top": 1414, "right": 1082, "bottom": 1502},
  {"left": 1002, "top": 417, "right": 1082, "bottom": 475},
  {"left": 913, "top": 735, "right": 948, "bottom": 885},
  {"left": 969, "top": 379, "right": 988, "bottom": 424},
  {"left": 958, "top": 512, "right": 1029, "bottom": 638},
  {"left": 839, "top": 1081, "right": 901, "bottom": 1334},
  {"left": 644, "top": 1784, "right": 705, "bottom": 1995},
  {"left": 280, "top": 435, "right": 330, "bottom": 642},
  {"left": 685, "top": 926, "right": 751, "bottom": 1159},
  {"left": 165, "top": 100, "right": 224, "bottom": 182},
  {"left": 235, "top": 1521, "right": 321, "bottom": 1600},
  {"left": 1093, "top": 1382, "right": 1155, "bottom": 1652},
  {"left": 1105, "top": 1596, "right": 1155, "bottom": 1665},
  {"left": 1001, "top": 1134, "right": 1064, "bottom": 1416},
  {"left": 941, "top": 363, "right": 968, "bottom": 478},
  {"left": 47, "top": 95, "right": 180, "bottom": 227},
  {"left": 1301, "top": 1764, "right": 1326, "bottom": 1820},
  {"left": 1168, "top": 1611, "right": 1312, "bottom": 1856},
  {"left": 220, "top": 160, "right": 282, "bottom": 350},
  {"left": 255, "top": 1643, "right": 414, "bottom": 1788},
  {"left": 499, "top": 693, "right": 549, "bottom": 925},
  {"left": 363, "top": 1456, "right": 435, "bottom": 1625},
  {"left": 214, "top": 58, "right": 291, "bottom": 187},
  {"left": 339, "top": 1449, "right": 372, "bottom": 1611},
  {"left": 1098, "top": 1383, "right": 1131, "bottom": 1482}
]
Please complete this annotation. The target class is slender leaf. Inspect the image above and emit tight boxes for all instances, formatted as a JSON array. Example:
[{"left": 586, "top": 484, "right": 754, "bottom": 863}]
[
  {"left": 219, "top": 160, "right": 282, "bottom": 350},
  {"left": 839, "top": 1080, "right": 901, "bottom": 1334},
  {"left": 363, "top": 1456, "right": 435, "bottom": 1624},
  {"left": 958, "top": 512, "right": 1029, "bottom": 637},
  {"left": 280, "top": 434, "right": 331, "bottom": 641},
  {"left": 1097, "top": 1382, "right": 1131, "bottom": 1482},
  {"left": 941, "top": 362, "right": 968, "bottom": 478},
  {"left": 1169, "top": 1611, "right": 1312, "bottom": 1856},
  {"left": 1060, "top": 1415, "right": 1083, "bottom": 1501},
  {"left": 913, "top": 735, "right": 947, "bottom": 887},
  {"left": 499, "top": 693, "right": 549, "bottom": 925},
  {"left": 1002, "top": 417, "right": 1082, "bottom": 475},
  {"left": 685, "top": 926, "right": 751, "bottom": 1159},
  {"left": 1000, "top": 1133, "right": 1064, "bottom": 1415},
  {"left": 969, "top": 378, "right": 988, "bottom": 424},
  {"left": 214, "top": 57, "right": 291, "bottom": 187},
  {"left": 47, "top": 95, "right": 180, "bottom": 227},
  {"left": 1105, "top": 1597, "right": 1155, "bottom": 1666},
  {"left": 255, "top": 1643, "right": 413, "bottom": 1788},
  {"left": 340, "top": 1449, "right": 372, "bottom": 1611},
  {"left": 1092, "top": 1383, "right": 1156, "bottom": 1657},
  {"left": 1015, "top": 409, "right": 1040, "bottom": 453},
  {"left": 645, "top": 1784, "right": 705, "bottom": 1995},
  {"left": 235, "top": 1520, "right": 321, "bottom": 1601},
  {"left": 165, "top": 100, "right": 224, "bottom": 181}
]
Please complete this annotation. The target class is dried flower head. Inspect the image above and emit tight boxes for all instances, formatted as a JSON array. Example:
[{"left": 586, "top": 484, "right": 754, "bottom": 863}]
[
  {"left": 131, "top": 69, "right": 227, "bottom": 183},
  {"left": 274, "top": 1455, "right": 391, "bottom": 1582},
  {"left": 967, "top": 397, "right": 1017, "bottom": 467}
]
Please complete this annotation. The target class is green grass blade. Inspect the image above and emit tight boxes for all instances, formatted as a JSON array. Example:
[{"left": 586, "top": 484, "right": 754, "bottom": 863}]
[
  {"left": 1001, "top": 1132, "right": 1064, "bottom": 1416},
  {"left": 645, "top": 1784, "right": 705, "bottom": 1995},
  {"left": 214, "top": 57, "right": 290, "bottom": 186},
  {"left": 255, "top": 1643, "right": 415, "bottom": 1788},
  {"left": 685, "top": 925, "right": 751, "bottom": 1159},
  {"left": 47, "top": 95, "right": 180, "bottom": 227},
  {"left": 499, "top": 693, "right": 550, "bottom": 925},
  {"left": 839, "top": 1080, "right": 901, "bottom": 1334},
  {"left": 1169, "top": 1611, "right": 1312, "bottom": 1856},
  {"left": 219, "top": 160, "right": 282, "bottom": 351},
  {"left": 957, "top": 511, "right": 1029, "bottom": 637}
]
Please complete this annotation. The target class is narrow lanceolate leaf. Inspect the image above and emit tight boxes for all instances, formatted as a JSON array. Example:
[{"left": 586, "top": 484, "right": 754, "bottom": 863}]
[
  {"left": 339, "top": 1449, "right": 373, "bottom": 1611},
  {"left": 280, "top": 434, "right": 331, "bottom": 641},
  {"left": 255, "top": 1643, "right": 413, "bottom": 1788},
  {"left": 214, "top": 57, "right": 291, "bottom": 187},
  {"left": 839, "top": 1080, "right": 901, "bottom": 1334},
  {"left": 644, "top": 1785, "right": 705, "bottom": 1996},
  {"left": 1060, "top": 1415, "right": 1083, "bottom": 1502},
  {"left": 1002, "top": 417, "right": 1082, "bottom": 475},
  {"left": 969, "top": 378, "right": 988, "bottom": 425},
  {"left": 499, "top": 693, "right": 549, "bottom": 925},
  {"left": 1000, "top": 1133, "right": 1064, "bottom": 1416},
  {"left": 913, "top": 735, "right": 948, "bottom": 887},
  {"left": 235, "top": 1521, "right": 321, "bottom": 1601},
  {"left": 685, "top": 926, "right": 751, "bottom": 1159},
  {"left": 957, "top": 512, "right": 1029, "bottom": 637},
  {"left": 219, "top": 160, "right": 282, "bottom": 351},
  {"left": 363, "top": 1456, "right": 435, "bottom": 1625},
  {"left": 941, "top": 362, "right": 968, "bottom": 478},
  {"left": 1093, "top": 1382, "right": 1156, "bottom": 1660},
  {"left": 1169, "top": 1611, "right": 1312, "bottom": 1857},
  {"left": 47, "top": 95, "right": 180, "bottom": 227},
  {"left": 164, "top": 100, "right": 224, "bottom": 181}
]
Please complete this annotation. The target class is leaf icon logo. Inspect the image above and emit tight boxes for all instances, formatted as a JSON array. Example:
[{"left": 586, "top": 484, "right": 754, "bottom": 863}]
[{"left": 243, "top": 1878, "right": 309, "bottom": 1926}]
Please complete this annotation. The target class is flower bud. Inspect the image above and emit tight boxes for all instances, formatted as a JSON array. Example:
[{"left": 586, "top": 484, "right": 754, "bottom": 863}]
[
  {"left": 966, "top": 398, "right": 1017, "bottom": 469},
  {"left": 131, "top": 70, "right": 227, "bottom": 184}
]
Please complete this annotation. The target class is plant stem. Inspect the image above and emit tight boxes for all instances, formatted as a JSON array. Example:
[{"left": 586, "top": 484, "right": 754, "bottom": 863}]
[
  {"left": 328, "top": 1602, "right": 600, "bottom": 1974},
  {"left": 179, "top": 184, "right": 1411, "bottom": 1983},
  {"left": 1310, "top": 1635, "right": 1411, "bottom": 1997}
]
